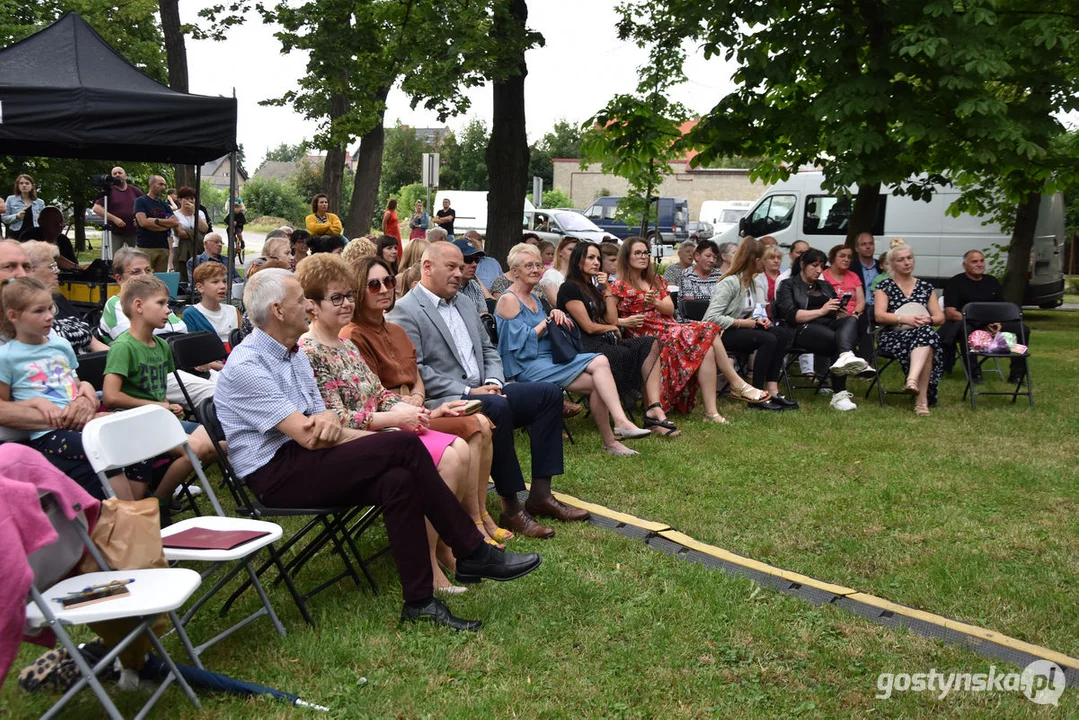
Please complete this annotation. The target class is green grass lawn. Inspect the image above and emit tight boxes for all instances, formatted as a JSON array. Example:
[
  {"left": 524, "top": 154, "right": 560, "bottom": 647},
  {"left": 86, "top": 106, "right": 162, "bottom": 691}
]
[{"left": 3, "top": 312, "right": 1076, "bottom": 717}]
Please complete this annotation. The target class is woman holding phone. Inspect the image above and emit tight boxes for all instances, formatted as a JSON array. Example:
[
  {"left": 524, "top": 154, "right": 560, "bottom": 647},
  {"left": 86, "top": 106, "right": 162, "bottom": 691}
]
[
  {"left": 774, "top": 248, "right": 874, "bottom": 412},
  {"left": 824, "top": 244, "right": 865, "bottom": 319},
  {"left": 341, "top": 254, "right": 513, "bottom": 548}
]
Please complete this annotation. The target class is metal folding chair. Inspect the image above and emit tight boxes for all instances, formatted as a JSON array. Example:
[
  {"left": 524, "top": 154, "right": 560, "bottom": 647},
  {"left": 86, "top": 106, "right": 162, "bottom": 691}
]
[
  {"left": 81, "top": 406, "right": 287, "bottom": 661},
  {"left": 196, "top": 398, "right": 383, "bottom": 626},
  {"left": 166, "top": 331, "right": 227, "bottom": 413},
  {"left": 960, "top": 301, "right": 1034, "bottom": 409},
  {"left": 25, "top": 493, "right": 203, "bottom": 720}
]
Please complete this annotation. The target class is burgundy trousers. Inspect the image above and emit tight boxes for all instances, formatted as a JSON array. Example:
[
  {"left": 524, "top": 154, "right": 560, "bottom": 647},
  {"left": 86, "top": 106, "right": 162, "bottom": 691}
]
[{"left": 248, "top": 432, "right": 483, "bottom": 602}]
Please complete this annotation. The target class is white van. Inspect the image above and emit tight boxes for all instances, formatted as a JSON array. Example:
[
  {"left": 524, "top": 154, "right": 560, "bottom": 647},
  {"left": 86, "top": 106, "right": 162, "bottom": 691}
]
[
  {"left": 699, "top": 200, "right": 752, "bottom": 236},
  {"left": 715, "top": 173, "right": 1065, "bottom": 308},
  {"left": 433, "top": 190, "right": 537, "bottom": 236}
]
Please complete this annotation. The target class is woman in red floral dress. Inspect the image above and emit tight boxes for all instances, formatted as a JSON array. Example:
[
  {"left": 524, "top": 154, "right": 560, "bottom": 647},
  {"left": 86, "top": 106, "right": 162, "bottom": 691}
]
[{"left": 606, "top": 237, "right": 768, "bottom": 422}]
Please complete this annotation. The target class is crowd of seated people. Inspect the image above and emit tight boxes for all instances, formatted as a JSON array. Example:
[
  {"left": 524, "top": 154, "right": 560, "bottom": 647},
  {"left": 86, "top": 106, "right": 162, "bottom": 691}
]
[{"left": 0, "top": 173, "right": 1031, "bottom": 639}]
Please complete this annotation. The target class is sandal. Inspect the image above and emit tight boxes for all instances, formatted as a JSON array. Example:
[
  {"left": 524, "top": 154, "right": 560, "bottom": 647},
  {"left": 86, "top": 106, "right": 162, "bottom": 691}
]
[
  {"left": 730, "top": 383, "right": 769, "bottom": 403},
  {"left": 479, "top": 513, "right": 513, "bottom": 543},
  {"left": 914, "top": 404, "right": 930, "bottom": 416},
  {"left": 603, "top": 444, "right": 640, "bottom": 456},
  {"left": 902, "top": 378, "right": 919, "bottom": 395},
  {"left": 643, "top": 404, "right": 681, "bottom": 437},
  {"left": 703, "top": 413, "right": 730, "bottom": 425}
]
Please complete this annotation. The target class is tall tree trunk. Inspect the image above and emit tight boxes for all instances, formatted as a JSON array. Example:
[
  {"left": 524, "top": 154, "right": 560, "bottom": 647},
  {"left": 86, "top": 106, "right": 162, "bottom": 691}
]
[
  {"left": 345, "top": 117, "right": 386, "bottom": 239},
  {"left": 846, "top": 182, "right": 881, "bottom": 247},
  {"left": 322, "top": 91, "right": 349, "bottom": 216},
  {"left": 1002, "top": 193, "right": 1040, "bottom": 305},
  {"left": 159, "top": 0, "right": 195, "bottom": 188},
  {"left": 484, "top": 0, "right": 530, "bottom": 264}
]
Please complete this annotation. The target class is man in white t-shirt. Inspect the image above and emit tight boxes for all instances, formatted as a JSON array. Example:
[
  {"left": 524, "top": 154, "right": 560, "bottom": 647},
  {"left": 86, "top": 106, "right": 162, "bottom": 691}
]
[{"left": 182, "top": 262, "right": 241, "bottom": 347}]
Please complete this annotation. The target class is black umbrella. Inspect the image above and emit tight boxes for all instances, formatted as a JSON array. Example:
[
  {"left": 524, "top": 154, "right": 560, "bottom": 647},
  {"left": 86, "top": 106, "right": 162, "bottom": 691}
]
[{"left": 140, "top": 655, "right": 329, "bottom": 711}]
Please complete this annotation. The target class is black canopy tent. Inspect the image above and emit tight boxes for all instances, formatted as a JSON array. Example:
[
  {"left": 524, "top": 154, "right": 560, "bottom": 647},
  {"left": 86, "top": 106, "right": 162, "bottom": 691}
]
[{"left": 0, "top": 12, "right": 240, "bottom": 293}]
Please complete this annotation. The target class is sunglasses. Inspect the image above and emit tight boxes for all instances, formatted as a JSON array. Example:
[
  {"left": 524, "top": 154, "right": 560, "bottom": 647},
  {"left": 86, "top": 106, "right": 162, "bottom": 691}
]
[{"left": 365, "top": 276, "right": 397, "bottom": 292}]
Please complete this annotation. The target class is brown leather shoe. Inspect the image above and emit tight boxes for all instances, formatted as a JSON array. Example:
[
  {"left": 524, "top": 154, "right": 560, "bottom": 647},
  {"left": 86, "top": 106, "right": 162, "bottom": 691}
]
[
  {"left": 499, "top": 510, "right": 555, "bottom": 539},
  {"left": 562, "top": 400, "right": 583, "bottom": 418},
  {"left": 525, "top": 494, "right": 590, "bottom": 523}
]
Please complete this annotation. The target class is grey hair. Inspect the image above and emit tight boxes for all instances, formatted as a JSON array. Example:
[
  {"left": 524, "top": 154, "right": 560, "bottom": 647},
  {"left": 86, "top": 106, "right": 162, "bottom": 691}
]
[
  {"left": 21, "top": 240, "right": 59, "bottom": 266},
  {"left": 112, "top": 246, "right": 150, "bottom": 276},
  {"left": 244, "top": 268, "right": 294, "bottom": 328},
  {"left": 426, "top": 226, "right": 448, "bottom": 243},
  {"left": 962, "top": 248, "right": 985, "bottom": 261},
  {"left": 678, "top": 239, "right": 696, "bottom": 252},
  {"left": 203, "top": 232, "right": 223, "bottom": 245},
  {"left": 507, "top": 242, "right": 541, "bottom": 270}
]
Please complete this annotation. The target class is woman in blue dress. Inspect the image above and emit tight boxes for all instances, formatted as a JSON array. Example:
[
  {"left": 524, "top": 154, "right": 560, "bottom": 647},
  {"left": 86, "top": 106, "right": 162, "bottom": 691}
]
[{"left": 496, "top": 243, "right": 651, "bottom": 456}]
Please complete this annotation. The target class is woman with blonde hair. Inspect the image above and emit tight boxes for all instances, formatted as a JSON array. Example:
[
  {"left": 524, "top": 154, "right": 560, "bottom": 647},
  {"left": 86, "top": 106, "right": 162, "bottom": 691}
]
[
  {"left": 497, "top": 243, "right": 650, "bottom": 455},
  {"left": 395, "top": 237, "right": 429, "bottom": 297},
  {"left": 297, "top": 253, "right": 481, "bottom": 594},
  {"left": 607, "top": 237, "right": 768, "bottom": 423},
  {"left": 873, "top": 238, "right": 945, "bottom": 415},
  {"left": 703, "top": 237, "right": 796, "bottom": 411}
]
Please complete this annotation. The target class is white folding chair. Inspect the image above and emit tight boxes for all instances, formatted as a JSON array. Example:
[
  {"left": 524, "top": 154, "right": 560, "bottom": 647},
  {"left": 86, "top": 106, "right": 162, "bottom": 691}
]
[
  {"left": 25, "top": 492, "right": 203, "bottom": 720},
  {"left": 81, "top": 405, "right": 287, "bottom": 661}
]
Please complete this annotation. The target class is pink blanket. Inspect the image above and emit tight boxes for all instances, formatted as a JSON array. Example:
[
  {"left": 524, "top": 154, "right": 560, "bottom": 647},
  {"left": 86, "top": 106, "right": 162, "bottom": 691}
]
[{"left": 0, "top": 444, "right": 99, "bottom": 688}]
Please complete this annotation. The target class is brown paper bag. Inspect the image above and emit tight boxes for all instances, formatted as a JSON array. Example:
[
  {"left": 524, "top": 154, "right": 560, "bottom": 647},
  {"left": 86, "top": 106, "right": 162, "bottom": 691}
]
[{"left": 78, "top": 498, "right": 167, "bottom": 573}]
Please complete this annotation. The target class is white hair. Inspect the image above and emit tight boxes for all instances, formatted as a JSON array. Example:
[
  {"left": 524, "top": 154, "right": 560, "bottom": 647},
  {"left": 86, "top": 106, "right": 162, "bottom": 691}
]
[
  {"left": 426, "top": 226, "right": 448, "bottom": 242},
  {"left": 244, "top": 268, "right": 293, "bottom": 328},
  {"left": 507, "top": 242, "right": 541, "bottom": 269}
]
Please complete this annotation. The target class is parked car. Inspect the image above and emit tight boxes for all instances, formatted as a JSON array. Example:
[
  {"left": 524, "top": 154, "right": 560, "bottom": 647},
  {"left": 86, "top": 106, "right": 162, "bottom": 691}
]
[
  {"left": 524, "top": 209, "right": 613, "bottom": 244},
  {"left": 698, "top": 200, "right": 752, "bottom": 236},
  {"left": 687, "top": 220, "right": 713, "bottom": 240},
  {"left": 582, "top": 196, "right": 689, "bottom": 244}
]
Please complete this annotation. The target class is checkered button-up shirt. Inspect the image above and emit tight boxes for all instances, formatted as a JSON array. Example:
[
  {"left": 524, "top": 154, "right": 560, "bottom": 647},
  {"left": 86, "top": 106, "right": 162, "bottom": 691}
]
[{"left": 215, "top": 328, "right": 326, "bottom": 478}]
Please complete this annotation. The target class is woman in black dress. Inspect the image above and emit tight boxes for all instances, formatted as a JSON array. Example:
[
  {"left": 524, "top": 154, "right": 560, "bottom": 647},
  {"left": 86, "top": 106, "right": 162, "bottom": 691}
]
[{"left": 557, "top": 241, "right": 679, "bottom": 437}]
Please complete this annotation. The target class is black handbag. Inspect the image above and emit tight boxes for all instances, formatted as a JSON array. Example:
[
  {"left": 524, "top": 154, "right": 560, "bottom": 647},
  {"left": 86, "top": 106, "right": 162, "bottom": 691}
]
[{"left": 548, "top": 319, "right": 583, "bottom": 363}]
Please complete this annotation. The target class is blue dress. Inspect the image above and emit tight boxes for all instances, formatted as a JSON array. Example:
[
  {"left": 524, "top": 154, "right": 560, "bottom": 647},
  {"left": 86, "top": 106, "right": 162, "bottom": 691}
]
[{"left": 496, "top": 292, "right": 598, "bottom": 388}]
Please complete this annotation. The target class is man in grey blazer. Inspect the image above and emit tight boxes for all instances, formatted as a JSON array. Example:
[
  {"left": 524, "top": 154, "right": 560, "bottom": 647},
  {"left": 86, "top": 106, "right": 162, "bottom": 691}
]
[{"left": 390, "top": 242, "right": 588, "bottom": 539}]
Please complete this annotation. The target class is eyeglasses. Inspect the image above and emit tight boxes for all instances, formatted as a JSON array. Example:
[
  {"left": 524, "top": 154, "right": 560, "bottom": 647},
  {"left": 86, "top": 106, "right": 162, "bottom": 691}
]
[
  {"left": 33, "top": 263, "right": 59, "bottom": 272},
  {"left": 365, "top": 276, "right": 397, "bottom": 292},
  {"left": 325, "top": 291, "right": 357, "bottom": 306},
  {"left": 463, "top": 257, "right": 480, "bottom": 265},
  {"left": 631, "top": 250, "right": 650, "bottom": 257},
  {"left": 520, "top": 262, "right": 544, "bottom": 271}
]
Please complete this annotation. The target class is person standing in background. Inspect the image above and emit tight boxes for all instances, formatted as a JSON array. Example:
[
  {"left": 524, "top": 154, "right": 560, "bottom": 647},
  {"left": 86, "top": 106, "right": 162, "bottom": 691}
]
[
  {"left": 132, "top": 175, "right": 178, "bottom": 272},
  {"left": 3, "top": 174, "right": 44, "bottom": 240},
  {"left": 408, "top": 200, "right": 429, "bottom": 241},
  {"left": 92, "top": 167, "right": 144, "bottom": 253},
  {"left": 383, "top": 198, "right": 402, "bottom": 259},
  {"left": 435, "top": 198, "right": 456, "bottom": 242}
]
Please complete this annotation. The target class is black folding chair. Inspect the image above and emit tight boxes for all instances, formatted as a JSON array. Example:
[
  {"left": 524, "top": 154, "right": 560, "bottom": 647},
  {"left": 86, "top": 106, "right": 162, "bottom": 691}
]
[
  {"left": 779, "top": 345, "right": 822, "bottom": 397},
  {"left": 195, "top": 399, "right": 385, "bottom": 626},
  {"left": 960, "top": 302, "right": 1033, "bottom": 409},
  {"left": 681, "top": 298, "right": 710, "bottom": 322},
  {"left": 167, "top": 331, "right": 228, "bottom": 413},
  {"left": 228, "top": 327, "right": 244, "bottom": 351},
  {"left": 863, "top": 327, "right": 909, "bottom": 408},
  {"left": 77, "top": 350, "right": 110, "bottom": 392}
]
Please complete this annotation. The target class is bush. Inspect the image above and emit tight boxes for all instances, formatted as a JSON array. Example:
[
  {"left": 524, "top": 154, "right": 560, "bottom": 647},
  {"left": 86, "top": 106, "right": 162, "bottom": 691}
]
[
  {"left": 542, "top": 188, "right": 572, "bottom": 209},
  {"left": 242, "top": 177, "right": 308, "bottom": 226}
]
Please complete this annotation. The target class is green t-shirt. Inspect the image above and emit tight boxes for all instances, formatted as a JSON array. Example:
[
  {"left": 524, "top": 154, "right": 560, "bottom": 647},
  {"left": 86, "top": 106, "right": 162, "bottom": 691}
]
[{"left": 104, "top": 331, "right": 174, "bottom": 402}]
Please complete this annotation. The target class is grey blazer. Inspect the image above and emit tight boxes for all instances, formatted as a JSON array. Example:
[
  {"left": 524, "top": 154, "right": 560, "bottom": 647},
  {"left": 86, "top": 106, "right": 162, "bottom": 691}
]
[{"left": 388, "top": 284, "right": 506, "bottom": 407}]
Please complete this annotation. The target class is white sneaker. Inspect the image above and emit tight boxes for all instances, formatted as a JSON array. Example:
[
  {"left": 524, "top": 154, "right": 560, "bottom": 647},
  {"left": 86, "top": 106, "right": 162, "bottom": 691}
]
[
  {"left": 831, "top": 351, "right": 868, "bottom": 376},
  {"left": 830, "top": 390, "right": 857, "bottom": 411}
]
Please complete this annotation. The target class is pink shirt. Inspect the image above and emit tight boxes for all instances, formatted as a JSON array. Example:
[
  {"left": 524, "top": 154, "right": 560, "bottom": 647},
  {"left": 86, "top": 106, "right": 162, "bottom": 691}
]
[{"left": 823, "top": 269, "right": 862, "bottom": 314}]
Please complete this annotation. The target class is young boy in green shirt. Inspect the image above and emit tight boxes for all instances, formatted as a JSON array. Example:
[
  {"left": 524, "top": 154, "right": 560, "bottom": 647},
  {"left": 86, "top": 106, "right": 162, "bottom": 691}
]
[{"left": 103, "top": 274, "right": 218, "bottom": 518}]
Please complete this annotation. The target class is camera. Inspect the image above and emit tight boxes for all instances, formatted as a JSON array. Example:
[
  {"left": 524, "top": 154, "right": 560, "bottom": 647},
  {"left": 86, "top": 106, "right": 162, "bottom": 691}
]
[{"left": 91, "top": 174, "right": 123, "bottom": 190}]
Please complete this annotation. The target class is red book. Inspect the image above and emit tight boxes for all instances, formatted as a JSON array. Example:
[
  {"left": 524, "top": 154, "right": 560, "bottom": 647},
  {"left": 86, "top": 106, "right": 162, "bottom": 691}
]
[{"left": 163, "top": 527, "right": 270, "bottom": 551}]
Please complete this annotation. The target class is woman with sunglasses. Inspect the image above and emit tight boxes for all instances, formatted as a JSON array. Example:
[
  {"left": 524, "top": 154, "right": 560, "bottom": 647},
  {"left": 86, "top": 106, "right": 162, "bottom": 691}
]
[
  {"left": 342, "top": 255, "right": 514, "bottom": 549},
  {"left": 297, "top": 254, "right": 486, "bottom": 594},
  {"left": 608, "top": 237, "right": 768, "bottom": 423}
]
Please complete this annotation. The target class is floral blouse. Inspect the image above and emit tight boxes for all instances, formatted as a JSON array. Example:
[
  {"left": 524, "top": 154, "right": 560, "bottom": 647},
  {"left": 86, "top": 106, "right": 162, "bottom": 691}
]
[{"left": 298, "top": 336, "right": 401, "bottom": 430}]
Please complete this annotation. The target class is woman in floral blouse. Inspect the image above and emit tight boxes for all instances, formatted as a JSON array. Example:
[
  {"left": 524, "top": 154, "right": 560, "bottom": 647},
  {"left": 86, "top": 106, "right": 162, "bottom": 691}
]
[{"left": 296, "top": 253, "right": 480, "bottom": 595}]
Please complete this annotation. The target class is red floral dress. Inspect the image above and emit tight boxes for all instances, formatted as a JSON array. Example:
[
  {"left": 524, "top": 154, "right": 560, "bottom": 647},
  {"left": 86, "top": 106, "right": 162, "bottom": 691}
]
[{"left": 608, "top": 278, "right": 721, "bottom": 413}]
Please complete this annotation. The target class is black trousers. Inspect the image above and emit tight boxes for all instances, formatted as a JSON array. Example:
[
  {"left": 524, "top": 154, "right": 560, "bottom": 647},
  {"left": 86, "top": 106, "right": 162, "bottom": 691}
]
[
  {"left": 939, "top": 320, "right": 1030, "bottom": 375},
  {"left": 248, "top": 433, "right": 483, "bottom": 603},
  {"left": 721, "top": 325, "right": 794, "bottom": 385},
  {"left": 794, "top": 316, "right": 859, "bottom": 391},
  {"left": 469, "top": 380, "right": 564, "bottom": 498}
]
